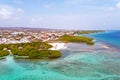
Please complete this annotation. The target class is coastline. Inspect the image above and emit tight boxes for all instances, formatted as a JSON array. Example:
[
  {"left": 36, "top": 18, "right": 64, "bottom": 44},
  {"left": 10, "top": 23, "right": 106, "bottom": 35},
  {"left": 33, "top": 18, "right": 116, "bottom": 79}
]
[
  {"left": 48, "top": 40, "right": 119, "bottom": 51},
  {"left": 1, "top": 31, "right": 120, "bottom": 80},
  {"left": 85, "top": 30, "right": 120, "bottom": 51}
]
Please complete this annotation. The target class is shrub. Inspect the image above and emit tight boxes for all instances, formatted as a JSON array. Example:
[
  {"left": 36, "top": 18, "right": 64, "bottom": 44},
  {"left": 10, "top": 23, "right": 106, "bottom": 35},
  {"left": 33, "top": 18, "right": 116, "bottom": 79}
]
[
  {"left": 59, "top": 35, "right": 94, "bottom": 45},
  {"left": 0, "top": 50, "right": 9, "bottom": 57}
]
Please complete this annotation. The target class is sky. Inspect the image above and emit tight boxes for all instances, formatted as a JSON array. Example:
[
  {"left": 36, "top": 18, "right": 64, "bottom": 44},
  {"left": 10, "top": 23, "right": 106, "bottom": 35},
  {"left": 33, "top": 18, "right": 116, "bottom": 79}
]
[{"left": 0, "top": 0, "right": 120, "bottom": 30}]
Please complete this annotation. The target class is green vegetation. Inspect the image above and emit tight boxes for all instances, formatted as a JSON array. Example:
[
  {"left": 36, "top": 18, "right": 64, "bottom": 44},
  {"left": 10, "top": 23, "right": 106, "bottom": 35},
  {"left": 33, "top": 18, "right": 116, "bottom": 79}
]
[
  {"left": 59, "top": 35, "right": 94, "bottom": 45},
  {"left": 0, "top": 50, "right": 9, "bottom": 57},
  {"left": 76, "top": 30, "right": 104, "bottom": 34},
  {"left": 0, "top": 33, "right": 96, "bottom": 59},
  {"left": 12, "top": 48, "right": 61, "bottom": 59},
  {"left": 29, "top": 50, "right": 61, "bottom": 59},
  {"left": 0, "top": 41, "right": 52, "bottom": 51},
  {"left": 0, "top": 41, "right": 62, "bottom": 59}
]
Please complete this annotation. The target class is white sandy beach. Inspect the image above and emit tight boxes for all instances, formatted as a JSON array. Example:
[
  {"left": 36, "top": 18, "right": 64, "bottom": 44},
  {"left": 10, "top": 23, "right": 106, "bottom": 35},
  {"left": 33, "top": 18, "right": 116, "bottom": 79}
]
[{"left": 49, "top": 42, "right": 67, "bottom": 50}]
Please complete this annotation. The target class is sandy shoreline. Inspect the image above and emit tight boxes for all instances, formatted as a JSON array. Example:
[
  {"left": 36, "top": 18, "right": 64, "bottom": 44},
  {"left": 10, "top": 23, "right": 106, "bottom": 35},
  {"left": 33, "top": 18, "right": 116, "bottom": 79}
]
[
  {"left": 48, "top": 41, "right": 120, "bottom": 53},
  {"left": 49, "top": 42, "right": 67, "bottom": 50},
  {"left": 49, "top": 42, "right": 110, "bottom": 50}
]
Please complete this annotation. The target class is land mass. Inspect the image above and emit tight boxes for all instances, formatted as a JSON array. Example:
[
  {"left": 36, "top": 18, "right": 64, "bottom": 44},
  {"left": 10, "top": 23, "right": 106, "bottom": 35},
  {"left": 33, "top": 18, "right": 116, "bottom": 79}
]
[
  {"left": 0, "top": 28, "right": 102, "bottom": 59},
  {"left": 0, "top": 35, "right": 94, "bottom": 59},
  {"left": 75, "top": 30, "right": 104, "bottom": 34},
  {"left": 0, "top": 41, "right": 61, "bottom": 59},
  {"left": 59, "top": 35, "right": 94, "bottom": 45}
]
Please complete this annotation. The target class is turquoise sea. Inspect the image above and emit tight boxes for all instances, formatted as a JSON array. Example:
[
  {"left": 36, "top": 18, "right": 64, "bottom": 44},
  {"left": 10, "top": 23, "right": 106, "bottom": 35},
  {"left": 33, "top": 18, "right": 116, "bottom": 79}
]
[{"left": 0, "top": 31, "right": 120, "bottom": 80}]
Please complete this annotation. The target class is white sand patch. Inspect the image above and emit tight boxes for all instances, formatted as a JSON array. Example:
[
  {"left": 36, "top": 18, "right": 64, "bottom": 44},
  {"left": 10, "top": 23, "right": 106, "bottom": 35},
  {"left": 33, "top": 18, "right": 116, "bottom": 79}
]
[
  {"left": 49, "top": 43, "right": 67, "bottom": 50},
  {"left": 103, "top": 45, "right": 109, "bottom": 49}
]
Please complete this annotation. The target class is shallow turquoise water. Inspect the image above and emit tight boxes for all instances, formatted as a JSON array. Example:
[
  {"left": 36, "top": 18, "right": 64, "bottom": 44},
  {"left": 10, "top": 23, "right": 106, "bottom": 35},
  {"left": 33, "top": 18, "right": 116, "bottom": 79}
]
[
  {"left": 0, "top": 31, "right": 120, "bottom": 80},
  {"left": 0, "top": 49, "right": 120, "bottom": 80}
]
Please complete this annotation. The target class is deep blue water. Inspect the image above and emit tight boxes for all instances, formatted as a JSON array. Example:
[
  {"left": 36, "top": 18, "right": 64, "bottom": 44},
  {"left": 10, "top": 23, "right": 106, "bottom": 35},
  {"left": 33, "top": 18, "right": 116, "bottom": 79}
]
[{"left": 88, "top": 31, "right": 120, "bottom": 48}]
